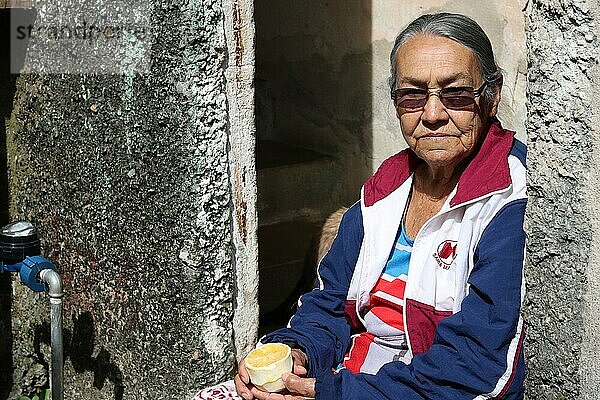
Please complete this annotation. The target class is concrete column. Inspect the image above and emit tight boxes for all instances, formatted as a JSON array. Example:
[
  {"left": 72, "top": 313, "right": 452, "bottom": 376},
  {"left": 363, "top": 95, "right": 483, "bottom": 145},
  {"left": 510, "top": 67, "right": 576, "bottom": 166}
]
[
  {"left": 580, "top": 1, "right": 600, "bottom": 397},
  {"left": 222, "top": 0, "right": 259, "bottom": 361},
  {"left": 4, "top": 0, "right": 256, "bottom": 398},
  {"left": 525, "top": 0, "right": 599, "bottom": 397}
]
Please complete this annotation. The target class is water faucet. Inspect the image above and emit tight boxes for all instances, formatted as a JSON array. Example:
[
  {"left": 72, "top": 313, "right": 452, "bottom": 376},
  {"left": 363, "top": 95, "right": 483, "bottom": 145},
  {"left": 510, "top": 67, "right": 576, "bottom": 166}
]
[{"left": 0, "top": 221, "right": 63, "bottom": 400}]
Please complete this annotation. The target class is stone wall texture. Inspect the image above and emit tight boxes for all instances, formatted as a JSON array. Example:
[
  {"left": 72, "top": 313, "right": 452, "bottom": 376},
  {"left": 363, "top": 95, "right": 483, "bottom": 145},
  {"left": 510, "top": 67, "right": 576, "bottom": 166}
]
[
  {"left": 6, "top": 1, "right": 600, "bottom": 399},
  {"left": 580, "top": 1, "right": 600, "bottom": 397},
  {"left": 4, "top": 0, "right": 248, "bottom": 398},
  {"left": 525, "top": 0, "right": 599, "bottom": 398}
]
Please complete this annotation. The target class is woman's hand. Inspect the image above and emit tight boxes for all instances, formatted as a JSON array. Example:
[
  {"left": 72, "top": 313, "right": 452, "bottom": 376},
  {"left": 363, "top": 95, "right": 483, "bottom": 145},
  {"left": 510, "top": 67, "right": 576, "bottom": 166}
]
[
  {"left": 234, "top": 358, "right": 256, "bottom": 400},
  {"left": 250, "top": 373, "right": 316, "bottom": 400},
  {"left": 290, "top": 348, "right": 309, "bottom": 377},
  {"left": 234, "top": 348, "right": 311, "bottom": 400}
]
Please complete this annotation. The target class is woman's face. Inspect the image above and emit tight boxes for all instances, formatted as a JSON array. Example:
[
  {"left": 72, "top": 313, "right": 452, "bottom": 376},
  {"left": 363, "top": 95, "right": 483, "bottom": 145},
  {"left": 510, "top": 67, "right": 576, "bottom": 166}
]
[{"left": 394, "top": 34, "right": 499, "bottom": 171}]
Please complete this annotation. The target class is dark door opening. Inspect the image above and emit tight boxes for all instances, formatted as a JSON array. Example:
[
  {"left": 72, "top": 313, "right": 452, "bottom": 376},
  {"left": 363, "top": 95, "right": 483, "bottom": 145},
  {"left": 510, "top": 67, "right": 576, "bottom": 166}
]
[{"left": 255, "top": 1, "right": 373, "bottom": 335}]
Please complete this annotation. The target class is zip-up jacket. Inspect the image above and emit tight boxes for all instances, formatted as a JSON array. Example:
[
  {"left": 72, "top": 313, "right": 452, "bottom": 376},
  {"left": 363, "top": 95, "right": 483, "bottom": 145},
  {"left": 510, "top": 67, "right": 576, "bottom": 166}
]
[{"left": 262, "top": 121, "right": 527, "bottom": 399}]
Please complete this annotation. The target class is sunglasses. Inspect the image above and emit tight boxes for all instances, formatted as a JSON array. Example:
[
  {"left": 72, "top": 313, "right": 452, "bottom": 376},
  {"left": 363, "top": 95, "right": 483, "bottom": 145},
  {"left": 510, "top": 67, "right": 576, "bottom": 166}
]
[{"left": 391, "top": 82, "right": 487, "bottom": 111}]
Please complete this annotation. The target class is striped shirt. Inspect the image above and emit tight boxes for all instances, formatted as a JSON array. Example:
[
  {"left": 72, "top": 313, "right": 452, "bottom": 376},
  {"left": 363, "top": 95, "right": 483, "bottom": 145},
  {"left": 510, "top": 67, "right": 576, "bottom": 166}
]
[{"left": 341, "top": 222, "right": 413, "bottom": 374}]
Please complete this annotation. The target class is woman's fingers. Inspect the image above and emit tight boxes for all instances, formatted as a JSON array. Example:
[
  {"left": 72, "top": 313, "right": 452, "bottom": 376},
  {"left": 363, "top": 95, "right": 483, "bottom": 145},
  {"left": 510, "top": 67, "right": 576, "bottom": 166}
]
[
  {"left": 250, "top": 388, "right": 311, "bottom": 400},
  {"left": 293, "top": 364, "right": 308, "bottom": 376},
  {"left": 281, "top": 373, "right": 316, "bottom": 398},
  {"left": 240, "top": 348, "right": 313, "bottom": 400},
  {"left": 238, "top": 359, "right": 251, "bottom": 384},
  {"left": 235, "top": 359, "right": 255, "bottom": 399},
  {"left": 234, "top": 373, "right": 254, "bottom": 400},
  {"left": 250, "top": 387, "right": 282, "bottom": 399},
  {"left": 290, "top": 349, "right": 309, "bottom": 377}
]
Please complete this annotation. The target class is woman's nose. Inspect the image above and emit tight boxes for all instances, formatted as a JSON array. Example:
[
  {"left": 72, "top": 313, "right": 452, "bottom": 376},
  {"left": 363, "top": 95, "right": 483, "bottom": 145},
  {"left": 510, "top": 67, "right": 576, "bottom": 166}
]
[{"left": 420, "top": 94, "right": 449, "bottom": 124}]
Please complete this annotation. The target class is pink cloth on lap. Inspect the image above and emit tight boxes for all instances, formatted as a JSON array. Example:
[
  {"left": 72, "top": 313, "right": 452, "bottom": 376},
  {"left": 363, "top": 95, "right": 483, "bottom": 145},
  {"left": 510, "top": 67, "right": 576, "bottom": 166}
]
[{"left": 193, "top": 380, "right": 242, "bottom": 400}]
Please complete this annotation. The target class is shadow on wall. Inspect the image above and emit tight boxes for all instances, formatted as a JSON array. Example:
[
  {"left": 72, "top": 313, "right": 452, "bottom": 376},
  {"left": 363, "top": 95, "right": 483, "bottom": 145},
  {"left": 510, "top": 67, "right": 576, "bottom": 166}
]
[
  {"left": 35, "top": 312, "right": 125, "bottom": 400},
  {"left": 0, "top": 275, "right": 11, "bottom": 399},
  {"left": 0, "top": 7, "right": 34, "bottom": 399},
  {"left": 254, "top": 1, "right": 373, "bottom": 333}
]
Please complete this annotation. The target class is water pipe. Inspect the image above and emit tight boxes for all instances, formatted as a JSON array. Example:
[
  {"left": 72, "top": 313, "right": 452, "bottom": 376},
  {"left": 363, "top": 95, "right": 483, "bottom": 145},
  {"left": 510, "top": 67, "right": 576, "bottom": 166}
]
[
  {"left": 39, "top": 268, "right": 63, "bottom": 400},
  {"left": 0, "top": 221, "right": 63, "bottom": 400}
]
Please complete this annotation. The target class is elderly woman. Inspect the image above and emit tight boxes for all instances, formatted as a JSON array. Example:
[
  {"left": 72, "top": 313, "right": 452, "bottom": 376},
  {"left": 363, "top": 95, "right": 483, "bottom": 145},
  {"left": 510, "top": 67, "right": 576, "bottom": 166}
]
[{"left": 196, "top": 11, "right": 526, "bottom": 400}]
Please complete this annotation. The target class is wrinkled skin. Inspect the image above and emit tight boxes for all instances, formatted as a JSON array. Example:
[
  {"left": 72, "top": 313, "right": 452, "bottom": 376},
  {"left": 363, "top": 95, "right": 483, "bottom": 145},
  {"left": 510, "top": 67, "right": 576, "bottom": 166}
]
[
  {"left": 394, "top": 34, "right": 500, "bottom": 177},
  {"left": 394, "top": 34, "right": 501, "bottom": 238}
]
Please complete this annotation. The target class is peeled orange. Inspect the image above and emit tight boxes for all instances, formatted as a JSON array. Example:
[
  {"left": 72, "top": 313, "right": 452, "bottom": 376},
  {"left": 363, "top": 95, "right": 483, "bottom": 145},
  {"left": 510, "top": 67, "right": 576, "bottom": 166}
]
[{"left": 245, "top": 343, "right": 293, "bottom": 392}]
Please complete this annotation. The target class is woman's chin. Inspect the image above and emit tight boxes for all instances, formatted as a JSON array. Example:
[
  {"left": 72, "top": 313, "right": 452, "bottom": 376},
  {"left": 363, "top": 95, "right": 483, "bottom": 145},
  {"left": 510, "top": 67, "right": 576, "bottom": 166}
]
[{"left": 417, "top": 149, "right": 465, "bottom": 169}]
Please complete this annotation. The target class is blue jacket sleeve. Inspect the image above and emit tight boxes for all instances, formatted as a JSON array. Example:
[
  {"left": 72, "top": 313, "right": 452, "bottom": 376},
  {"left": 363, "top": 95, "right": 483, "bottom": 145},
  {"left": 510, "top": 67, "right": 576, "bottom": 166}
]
[
  {"left": 315, "top": 199, "right": 526, "bottom": 400},
  {"left": 260, "top": 202, "right": 364, "bottom": 377}
]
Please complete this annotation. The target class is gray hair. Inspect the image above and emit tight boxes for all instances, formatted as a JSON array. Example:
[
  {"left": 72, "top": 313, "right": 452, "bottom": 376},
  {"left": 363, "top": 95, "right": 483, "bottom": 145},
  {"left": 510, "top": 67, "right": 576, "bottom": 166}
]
[{"left": 389, "top": 13, "right": 502, "bottom": 108}]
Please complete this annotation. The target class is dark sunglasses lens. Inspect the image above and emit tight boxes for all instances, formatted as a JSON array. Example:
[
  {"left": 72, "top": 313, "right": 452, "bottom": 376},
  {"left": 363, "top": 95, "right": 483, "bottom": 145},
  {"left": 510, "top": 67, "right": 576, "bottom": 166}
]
[
  {"left": 440, "top": 90, "right": 476, "bottom": 108},
  {"left": 397, "top": 98, "right": 426, "bottom": 109},
  {"left": 395, "top": 91, "right": 427, "bottom": 109}
]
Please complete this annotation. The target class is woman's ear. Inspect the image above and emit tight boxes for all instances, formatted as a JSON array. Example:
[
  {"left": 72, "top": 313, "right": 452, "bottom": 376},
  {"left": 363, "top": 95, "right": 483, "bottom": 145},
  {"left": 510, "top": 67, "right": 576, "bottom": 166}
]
[{"left": 488, "top": 76, "right": 503, "bottom": 117}]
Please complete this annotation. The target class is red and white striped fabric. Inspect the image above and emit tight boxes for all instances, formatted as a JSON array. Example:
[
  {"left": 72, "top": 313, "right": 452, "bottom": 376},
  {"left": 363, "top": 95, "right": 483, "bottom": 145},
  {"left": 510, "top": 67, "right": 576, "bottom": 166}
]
[{"left": 341, "top": 223, "right": 413, "bottom": 374}]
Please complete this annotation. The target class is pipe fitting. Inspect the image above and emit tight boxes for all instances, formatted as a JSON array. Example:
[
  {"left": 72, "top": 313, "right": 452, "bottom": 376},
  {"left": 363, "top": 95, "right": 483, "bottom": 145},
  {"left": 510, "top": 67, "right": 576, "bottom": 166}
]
[{"left": 39, "top": 269, "right": 63, "bottom": 299}]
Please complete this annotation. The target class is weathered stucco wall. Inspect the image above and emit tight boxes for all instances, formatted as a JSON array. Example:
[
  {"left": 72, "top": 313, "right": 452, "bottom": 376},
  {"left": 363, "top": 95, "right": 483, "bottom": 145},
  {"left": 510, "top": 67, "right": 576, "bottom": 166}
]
[
  {"left": 222, "top": 0, "right": 259, "bottom": 362},
  {"left": 5, "top": 0, "right": 256, "bottom": 398},
  {"left": 525, "top": 0, "right": 599, "bottom": 398},
  {"left": 581, "top": 2, "right": 600, "bottom": 397}
]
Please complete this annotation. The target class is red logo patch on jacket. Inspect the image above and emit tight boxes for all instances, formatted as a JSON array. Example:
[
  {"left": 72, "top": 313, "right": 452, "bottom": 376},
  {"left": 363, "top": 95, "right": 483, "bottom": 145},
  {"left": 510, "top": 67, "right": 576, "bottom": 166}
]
[{"left": 433, "top": 240, "right": 457, "bottom": 269}]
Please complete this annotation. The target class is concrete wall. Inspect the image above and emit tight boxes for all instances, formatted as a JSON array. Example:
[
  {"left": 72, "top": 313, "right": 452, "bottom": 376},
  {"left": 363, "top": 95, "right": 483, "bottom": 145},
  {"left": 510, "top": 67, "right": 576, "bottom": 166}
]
[
  {"left": 6, "top": 0, "right": 600, "bottom": 399},
  {"left": 582, "top": 0, "right": 600, "bottom": 392},
  {"left": 582, "top": 2, "right": 600, "bottom": 396},
  {"left": 255, "top": 0, "right": 374, "bottom": 210},
  {"left": 525, "top": 0, "right": 600, "bottom": 398},
  {"left": 222, "top": 0, "right": 259, "bottom": 364},
  {"left": 4, "top": 0, "right": 256, "bottom": 398}
]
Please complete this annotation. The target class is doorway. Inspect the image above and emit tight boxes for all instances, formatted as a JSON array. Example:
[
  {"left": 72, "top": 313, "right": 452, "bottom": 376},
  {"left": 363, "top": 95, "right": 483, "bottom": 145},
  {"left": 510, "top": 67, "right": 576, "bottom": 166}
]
[{"left": 254, "top": 1, "right": 373, "bottom": 333}]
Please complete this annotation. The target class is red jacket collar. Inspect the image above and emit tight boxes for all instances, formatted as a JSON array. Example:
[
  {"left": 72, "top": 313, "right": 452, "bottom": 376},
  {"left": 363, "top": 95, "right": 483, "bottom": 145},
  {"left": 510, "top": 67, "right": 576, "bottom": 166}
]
[{"left": 363, "top": 121, "right": 515, "bottom": 207}]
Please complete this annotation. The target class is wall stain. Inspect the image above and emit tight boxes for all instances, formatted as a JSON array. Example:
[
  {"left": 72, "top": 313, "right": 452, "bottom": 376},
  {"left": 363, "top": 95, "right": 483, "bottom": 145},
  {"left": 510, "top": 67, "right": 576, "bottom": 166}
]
[
  {"left": 232, "top": 0, "right": 244, "bottom": 73},
  {"left": 234, "top": 166, "right": 248, "bottom": 245}
]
